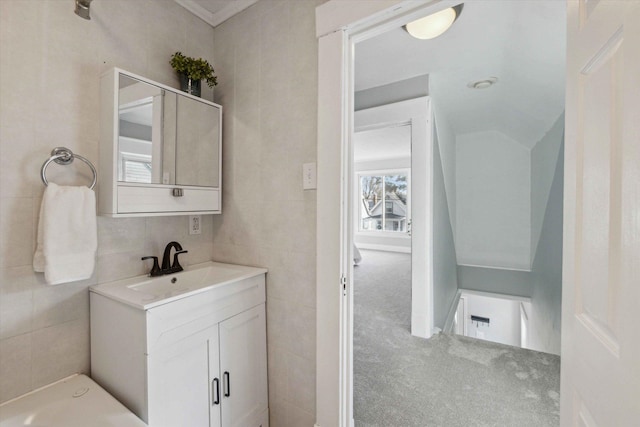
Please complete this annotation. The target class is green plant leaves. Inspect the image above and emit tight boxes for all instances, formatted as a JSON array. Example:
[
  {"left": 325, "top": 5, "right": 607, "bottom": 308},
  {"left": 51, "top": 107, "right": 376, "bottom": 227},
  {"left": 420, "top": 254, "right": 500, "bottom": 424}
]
[{"left": 170, "top": 51, "right": 218, "bottom": 88}]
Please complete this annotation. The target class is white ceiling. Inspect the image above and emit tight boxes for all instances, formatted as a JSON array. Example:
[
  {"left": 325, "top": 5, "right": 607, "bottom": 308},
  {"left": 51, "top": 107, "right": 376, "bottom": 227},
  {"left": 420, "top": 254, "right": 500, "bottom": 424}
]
[
  {"left": 355, "top": 0, "right": 566, "bottom": 149},
  {"left": 174, "top": 0, "right": 258, "bottom": 27},
  {"left": 175, "top": 0, "right": 566, "bottom": 152}
]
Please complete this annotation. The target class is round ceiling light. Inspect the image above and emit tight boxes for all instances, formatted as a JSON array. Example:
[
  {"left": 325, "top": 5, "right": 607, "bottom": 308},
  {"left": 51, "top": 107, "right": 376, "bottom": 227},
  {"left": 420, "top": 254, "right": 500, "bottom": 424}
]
[
  {"left": 467, "top": 77, "right": 498, "bottom": 89},
  {"left": 405, "top": 4, "right": 464, "bottom": 40}
]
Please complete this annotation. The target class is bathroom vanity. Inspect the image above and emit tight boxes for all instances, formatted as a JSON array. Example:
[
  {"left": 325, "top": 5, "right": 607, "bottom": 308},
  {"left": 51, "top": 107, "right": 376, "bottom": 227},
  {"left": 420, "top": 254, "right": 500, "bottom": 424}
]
[
  {"left": 90, "top": 262, "right": 268, "bottom": 427},
  {"left": 99, "top": 68, "right": 222, "bottom": 216}
]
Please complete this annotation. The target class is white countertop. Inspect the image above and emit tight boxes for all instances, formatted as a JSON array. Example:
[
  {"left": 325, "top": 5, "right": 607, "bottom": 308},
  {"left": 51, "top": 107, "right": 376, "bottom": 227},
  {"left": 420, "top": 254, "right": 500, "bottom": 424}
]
[{"left": 90, "top": 261, "right": 267, "bottom": 310}]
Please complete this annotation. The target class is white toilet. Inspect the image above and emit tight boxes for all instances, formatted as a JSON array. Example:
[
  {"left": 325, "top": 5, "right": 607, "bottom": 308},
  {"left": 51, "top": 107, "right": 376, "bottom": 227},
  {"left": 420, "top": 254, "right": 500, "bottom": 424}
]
[{"left": 0, "top": 374, "right": 147, "bottom": 427}]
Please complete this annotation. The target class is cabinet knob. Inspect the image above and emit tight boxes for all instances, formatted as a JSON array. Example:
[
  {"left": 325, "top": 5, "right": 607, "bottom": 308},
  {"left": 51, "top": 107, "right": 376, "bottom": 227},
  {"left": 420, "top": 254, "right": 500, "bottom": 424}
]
[{"left": 172, "top": 188, "right": 183, "bottom": 197}]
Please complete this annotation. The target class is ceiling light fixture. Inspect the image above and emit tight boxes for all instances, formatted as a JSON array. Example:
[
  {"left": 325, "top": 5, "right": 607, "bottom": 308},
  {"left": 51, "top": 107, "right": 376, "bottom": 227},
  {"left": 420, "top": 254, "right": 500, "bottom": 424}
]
[
  {"left": 467, "top": 77, "right": 498, "bottom": 89},
  {"left": 404, "top": 4, "right": 464, "bottom": 40}
]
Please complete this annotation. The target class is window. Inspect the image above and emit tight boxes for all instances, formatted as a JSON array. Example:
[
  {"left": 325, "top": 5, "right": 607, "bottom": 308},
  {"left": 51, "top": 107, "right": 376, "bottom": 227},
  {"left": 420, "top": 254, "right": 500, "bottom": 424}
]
[
  {"left": 122, "top": 159, "right": 152, "bottom": 183},
  {"left": 385, "top": 201, "right": 393, "bottom": 214},
  {"left": 119, "top": 152, "right": 153, "bottom": 183},
  {"left": 359, "top": 172, "right": 408, "bottom": 232}
]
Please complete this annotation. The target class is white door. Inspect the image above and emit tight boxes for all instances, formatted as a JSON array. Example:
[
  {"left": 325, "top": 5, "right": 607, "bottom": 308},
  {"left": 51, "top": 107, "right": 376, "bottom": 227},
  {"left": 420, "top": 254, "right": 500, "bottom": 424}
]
[
  {"left": 561, "top": 1, "right": 640, "bottom": 425},
  {"left": 219, "top": 304, "right": 269, "bottom": 427}
]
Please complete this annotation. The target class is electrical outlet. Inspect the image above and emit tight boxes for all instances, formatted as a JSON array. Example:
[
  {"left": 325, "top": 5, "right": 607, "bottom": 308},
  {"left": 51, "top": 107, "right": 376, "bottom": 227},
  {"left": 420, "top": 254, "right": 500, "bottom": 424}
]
[
  {"left": 303, "top": 162, "right": 317, "bottom": 190},
  {"left": 189, "top": 215, "right": 201, "bottom": 235}
]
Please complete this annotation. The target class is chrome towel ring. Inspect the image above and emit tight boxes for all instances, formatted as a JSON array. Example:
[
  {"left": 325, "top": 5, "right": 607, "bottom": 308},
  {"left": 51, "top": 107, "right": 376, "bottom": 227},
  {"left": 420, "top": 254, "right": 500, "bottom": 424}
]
[{"left": 40, "top": 147, "right": 97, "bottom": 190}]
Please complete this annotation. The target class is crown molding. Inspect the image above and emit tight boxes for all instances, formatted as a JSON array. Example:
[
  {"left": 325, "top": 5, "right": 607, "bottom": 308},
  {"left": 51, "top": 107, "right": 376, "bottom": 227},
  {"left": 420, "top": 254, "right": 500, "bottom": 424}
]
[{"left": 174, "top": 0, "right": 259, "bottom": 27}]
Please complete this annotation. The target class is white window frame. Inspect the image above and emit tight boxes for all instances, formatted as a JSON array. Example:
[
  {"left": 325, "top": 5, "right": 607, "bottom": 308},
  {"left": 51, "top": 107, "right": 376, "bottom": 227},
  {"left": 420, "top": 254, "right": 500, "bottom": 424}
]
[
  {"left": 356, "top": 168, "right": 411, "bottom": 237},
  {"left": 119, "top": 149, "right": 153, "bottom": 183}
]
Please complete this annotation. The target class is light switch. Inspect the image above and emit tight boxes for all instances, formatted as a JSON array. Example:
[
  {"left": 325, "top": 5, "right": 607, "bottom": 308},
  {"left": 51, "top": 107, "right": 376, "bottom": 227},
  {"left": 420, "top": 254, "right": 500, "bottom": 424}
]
[{"left": 303, "top": 162, "right": 317, "bottom": 190}]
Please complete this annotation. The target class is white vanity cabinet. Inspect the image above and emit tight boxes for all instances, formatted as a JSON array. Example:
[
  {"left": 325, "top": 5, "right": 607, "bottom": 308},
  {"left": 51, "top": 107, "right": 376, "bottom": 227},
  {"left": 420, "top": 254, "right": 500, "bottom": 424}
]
[
  {"left": 99, "top": 68, "right": 222, "bottom": 216},
  {"left": 90, "top": 262, "right": 268, "bottom": 427}
]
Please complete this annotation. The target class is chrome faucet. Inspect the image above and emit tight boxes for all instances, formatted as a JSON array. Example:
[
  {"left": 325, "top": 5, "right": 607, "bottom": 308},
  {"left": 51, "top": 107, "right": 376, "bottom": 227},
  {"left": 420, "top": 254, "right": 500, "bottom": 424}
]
[{"left": 141, "top": 241, "right": 188, "bottom": 277}]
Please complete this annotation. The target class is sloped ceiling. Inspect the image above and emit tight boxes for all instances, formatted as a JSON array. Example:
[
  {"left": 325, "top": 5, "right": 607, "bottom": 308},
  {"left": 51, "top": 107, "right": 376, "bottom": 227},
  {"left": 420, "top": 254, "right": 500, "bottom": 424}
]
[
  {"left": 355, "top": 0, "right": 566, "bottom": 149},
  {"left": 174, "top": 0, "right": 258, "bottom": 27}
]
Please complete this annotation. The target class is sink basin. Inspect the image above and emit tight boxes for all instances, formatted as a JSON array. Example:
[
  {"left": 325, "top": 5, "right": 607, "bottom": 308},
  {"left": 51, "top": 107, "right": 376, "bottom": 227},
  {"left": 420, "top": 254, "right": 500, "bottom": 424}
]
[
  {"left": 126, "top": 265, "right": 240, "bottom": 297},
  {"left": 90, "top": 261, "right": 267, "bottom": 310},
  {"left": 127, "top": 278, "right": 191, "bottom": 299}
]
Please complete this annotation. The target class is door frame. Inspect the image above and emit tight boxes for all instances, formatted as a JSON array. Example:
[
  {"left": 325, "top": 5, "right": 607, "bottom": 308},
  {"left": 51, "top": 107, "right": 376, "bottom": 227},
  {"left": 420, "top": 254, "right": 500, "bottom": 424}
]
[
  {"left": 354, "top": 97, "right": 433, "bottom": 339},
  {"left": 316, "top": 1, "right": 456, "bottom": 426}
]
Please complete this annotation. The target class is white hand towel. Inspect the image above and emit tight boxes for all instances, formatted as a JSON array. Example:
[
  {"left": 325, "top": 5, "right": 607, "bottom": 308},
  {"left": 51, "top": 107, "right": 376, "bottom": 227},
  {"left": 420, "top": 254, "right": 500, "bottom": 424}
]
[{"left": 33, "top": 183, "right": 97, "bottom": 285}]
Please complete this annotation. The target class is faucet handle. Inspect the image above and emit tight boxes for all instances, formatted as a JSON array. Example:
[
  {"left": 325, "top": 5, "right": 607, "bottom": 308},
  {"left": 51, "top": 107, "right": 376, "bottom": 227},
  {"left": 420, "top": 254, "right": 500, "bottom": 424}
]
[
  {"left": 141, "top": 256, "right": 162, "bottom": 277},
  {"left": 172, "top": 250, "right": 188, "bottom": 272}
]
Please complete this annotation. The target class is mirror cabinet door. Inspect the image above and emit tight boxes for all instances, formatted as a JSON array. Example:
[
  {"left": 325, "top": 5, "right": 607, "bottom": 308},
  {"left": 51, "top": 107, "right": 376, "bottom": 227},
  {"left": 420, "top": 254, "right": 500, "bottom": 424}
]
[
  {"left": 118, "top": 75, "right": 176, "bottom": 184},
  {"left": 175, "top": 96, "right": 220, "bottom": 187},
  {"left": 117, "top": 73, "right": 220, "bottom": 188},
  {"left": 162, "top": 91, "right": 177, "bottom": 184}
]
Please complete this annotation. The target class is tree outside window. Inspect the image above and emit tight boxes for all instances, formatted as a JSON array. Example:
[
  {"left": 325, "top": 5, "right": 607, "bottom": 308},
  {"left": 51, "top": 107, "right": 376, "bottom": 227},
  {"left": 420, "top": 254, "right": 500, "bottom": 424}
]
[{"left": 360, "top": 173, "right": 408, "bottom": 232}]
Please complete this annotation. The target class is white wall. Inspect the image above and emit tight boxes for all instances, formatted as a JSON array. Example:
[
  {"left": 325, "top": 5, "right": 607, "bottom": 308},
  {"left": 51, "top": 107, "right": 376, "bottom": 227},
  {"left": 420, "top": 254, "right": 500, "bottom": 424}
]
[
  {"left": 211, "top": 1, "right": 322, "bottom": 425},
  {"left": 432, "top": 130, "right": 458, "bottom": 329},
  {"left": 355, "top": 158, "right": 410, "bottom": 171},
  {"left": 529, "top": 128, "right": 564, "bottom": 355},
  {"left": 0, "top": 0, "right": 216, "bottom": 403},
  {"left": 456, "top": 130, "right": 531, "bottom": 270},
  {"left": 457, "top": 265, "right": 532, "bottom": 298},
  {"left": 531, "top": 114, "right": 565, "bottom": 263},
  {"left": 354, "top": 74, "right": 428, "bottom": 111},
  {"left": 462, "top": 291, "right": 523, "bottom": 347},
  {"left": 431, "top": 98, "right": 456, "bottom": 234},
  {"left": 456, "top": 116, "right": 564, "bottom": 354}
]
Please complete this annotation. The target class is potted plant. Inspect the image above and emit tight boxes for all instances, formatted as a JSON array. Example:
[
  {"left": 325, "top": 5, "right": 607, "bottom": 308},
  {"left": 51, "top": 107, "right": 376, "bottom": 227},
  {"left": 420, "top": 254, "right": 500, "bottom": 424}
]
[{"left": 170, "top": 51, "right": 218, "bottom": 97}]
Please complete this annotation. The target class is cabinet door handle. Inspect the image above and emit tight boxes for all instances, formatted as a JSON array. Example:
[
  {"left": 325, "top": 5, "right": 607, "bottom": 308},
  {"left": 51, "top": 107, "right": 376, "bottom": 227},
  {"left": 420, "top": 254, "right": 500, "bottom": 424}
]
[
  {"left": 223, "top": 371, "right": 230, "bottom": 397},
  {"left": 212, "top": 378, "right": 220, "bottom": 405}
]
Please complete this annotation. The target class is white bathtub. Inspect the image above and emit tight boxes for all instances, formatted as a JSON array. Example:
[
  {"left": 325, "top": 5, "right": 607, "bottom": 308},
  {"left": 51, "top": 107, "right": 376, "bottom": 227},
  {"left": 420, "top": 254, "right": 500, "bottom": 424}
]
[{"left": 0, "top": 374, "right": 147, "bottom": 427}]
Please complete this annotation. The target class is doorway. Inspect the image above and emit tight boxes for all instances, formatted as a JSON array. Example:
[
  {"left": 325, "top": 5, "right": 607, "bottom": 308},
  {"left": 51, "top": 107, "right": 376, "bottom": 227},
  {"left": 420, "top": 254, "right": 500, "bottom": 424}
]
[
  {"left": 353, "top": 97, "right": 433, "bottom": 340},
  {"left": 316, "top": 1, "right": 566, "bottom": 425},
  {"left": 317, "top": 2, "right": 640, "bottom": 426}
]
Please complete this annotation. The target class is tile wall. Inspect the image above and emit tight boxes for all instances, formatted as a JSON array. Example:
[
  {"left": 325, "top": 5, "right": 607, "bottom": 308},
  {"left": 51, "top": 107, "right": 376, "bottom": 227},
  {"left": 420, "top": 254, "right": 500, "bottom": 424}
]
[
  {"left": 0, "top": 0, "right": 216, "bottom": 402},
  {"left": 211, "top": 1, "right": 322, "bottom": 425}
]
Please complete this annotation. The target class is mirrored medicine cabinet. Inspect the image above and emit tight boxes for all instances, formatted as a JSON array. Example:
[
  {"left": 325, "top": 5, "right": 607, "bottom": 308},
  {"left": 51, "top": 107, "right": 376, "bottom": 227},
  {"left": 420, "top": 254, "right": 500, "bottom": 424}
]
[{"left": 99, "top": 68, "right": 222, "bottom": 217}]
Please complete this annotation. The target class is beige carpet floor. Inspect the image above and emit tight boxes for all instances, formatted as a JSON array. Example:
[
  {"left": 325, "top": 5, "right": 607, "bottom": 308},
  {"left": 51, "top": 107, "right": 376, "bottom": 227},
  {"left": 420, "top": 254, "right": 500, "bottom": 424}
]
[{"left": 353, "top": 249, "right": 560, "bottom": 427}]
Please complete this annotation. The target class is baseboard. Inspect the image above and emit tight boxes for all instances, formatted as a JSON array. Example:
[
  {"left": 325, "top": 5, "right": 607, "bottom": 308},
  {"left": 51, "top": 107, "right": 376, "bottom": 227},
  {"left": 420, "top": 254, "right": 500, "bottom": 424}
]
[
  {"left": 357, "top": 243, "right": 411, "bottom": 253},
  {"left": 457, "top": 262, "right": 532, "bottom": 273}
]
